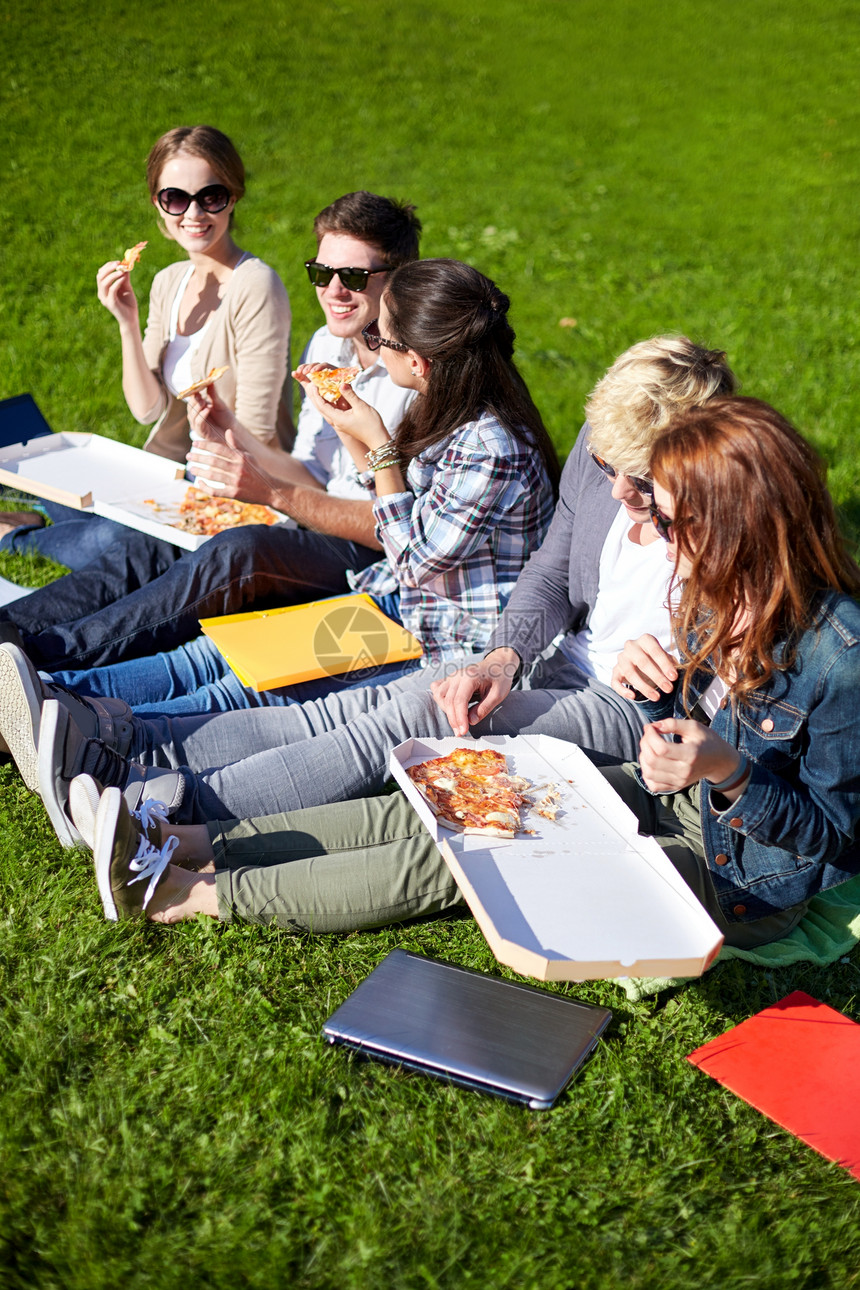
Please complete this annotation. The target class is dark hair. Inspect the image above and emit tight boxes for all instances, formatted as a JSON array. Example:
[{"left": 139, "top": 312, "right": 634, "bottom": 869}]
[
  {"left": 145, "top": 125, "right": 245, "bottom": 200},
  {"left": 651, "top": 396, "right": 860, "bottom": 703},
  {"left": 383, "top": 258, "right": 560, "bottom": 488},
  {"left": 313, "top": 191, "right": 421, "bottom": 266}
]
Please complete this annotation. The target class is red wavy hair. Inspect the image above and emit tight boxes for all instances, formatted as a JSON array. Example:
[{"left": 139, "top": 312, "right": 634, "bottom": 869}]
[{"left": 650, "top": 397, "right": 860, "bottom": 703}]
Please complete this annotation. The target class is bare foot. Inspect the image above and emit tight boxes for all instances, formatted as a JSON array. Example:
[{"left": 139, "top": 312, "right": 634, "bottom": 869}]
[
  {"left": 0, "top": 512, "right": 44, "bottom": 540},
  {"left": 173, "top": 857, "right": 217, "bottom": 874},
  {"left": 147, "top": 867, "right": 219, "bottom": 923}
]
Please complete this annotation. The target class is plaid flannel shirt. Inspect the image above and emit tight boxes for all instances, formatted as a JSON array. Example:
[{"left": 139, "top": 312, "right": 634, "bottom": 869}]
[{"left": 350, "top": 413, "right": 555, "bottom": 659}]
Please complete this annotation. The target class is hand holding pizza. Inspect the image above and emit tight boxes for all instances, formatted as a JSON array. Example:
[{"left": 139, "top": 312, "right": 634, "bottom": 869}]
[
  {"left": 294, "top": 363, "right": 389, "bottom": 454},
  {"left": 610, "top": 633, "right": 679, "bottom": 703},
  {"left": 431, "top": 648, "right": 521, "bottom": 737},
  {"left": 96, "top": 259, "right": 141, "bottom": 330}
]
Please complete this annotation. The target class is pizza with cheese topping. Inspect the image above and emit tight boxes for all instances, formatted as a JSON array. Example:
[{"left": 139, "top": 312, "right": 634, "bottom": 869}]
[
  {"left": 405, "top": 747, "right": 532, "bottom": 838},
  {"left": 175, "top": 366, "right": 230, "bottom": 400},
  {"left": 118, "top": 241, "right": 147, "bottom": 272},
  {"left": 309, "top": 366, "right": 360, "bottom": 405},
  {"left": 143, "top": 485, "right": 278, "bottom": 537}
]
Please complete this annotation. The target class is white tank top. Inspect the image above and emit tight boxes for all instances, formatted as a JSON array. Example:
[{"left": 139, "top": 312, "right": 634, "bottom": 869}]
[{"left": 161, "top": 255, "right": 250, "bottom": 396}]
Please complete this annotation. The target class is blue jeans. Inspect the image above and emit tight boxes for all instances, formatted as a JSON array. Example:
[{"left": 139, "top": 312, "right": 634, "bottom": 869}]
[
  {"left": 125, "top": 648, "right": 649, "bottom": 824},
  {"left": 8, "top": 523, "right": 380, "bottom": 670},
  {"left": 54, "top": 592, "right": 418, "bottom": 715},
  {"left": 0, "top": 501, "right": 176, "bottom": 573},
  {"left": 1, "top": 515, "right": 182, "bottom": 624}
]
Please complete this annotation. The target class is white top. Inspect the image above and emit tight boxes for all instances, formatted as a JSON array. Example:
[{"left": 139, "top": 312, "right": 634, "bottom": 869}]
[
  {"left": 161, "top": 257, "right": 252, "bottom": 398},
  {"left": 560, "top": 506, "right": 674, "bottom": 684},
  {"left": 291, "top": 325, "right": 417, "bottom": 499},
  {"left": 698, "top": 674, "right": 730, "bottom": 721}
]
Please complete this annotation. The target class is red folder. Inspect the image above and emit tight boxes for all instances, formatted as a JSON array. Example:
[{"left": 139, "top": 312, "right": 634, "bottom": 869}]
[{"left": 687, "top": 991, "right": 860, "bottom": 1180}]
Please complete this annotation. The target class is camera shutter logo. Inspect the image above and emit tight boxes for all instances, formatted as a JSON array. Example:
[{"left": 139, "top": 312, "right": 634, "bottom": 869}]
[{"left": 313, "top": 603, "right": 393, "bottom": 679}]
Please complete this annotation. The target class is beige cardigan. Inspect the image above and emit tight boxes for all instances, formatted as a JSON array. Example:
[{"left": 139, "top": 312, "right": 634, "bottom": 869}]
[{"left": 140, "top": 256, "right": 293, "bottom": 462}]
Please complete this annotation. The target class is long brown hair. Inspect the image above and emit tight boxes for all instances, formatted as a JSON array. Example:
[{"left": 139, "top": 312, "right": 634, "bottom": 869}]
[
  {"left": 651, "top": 396, "right": 860, "bottom": 703},
  {"left": 384, "top": 259, "right": 560, "bottom": 490}
]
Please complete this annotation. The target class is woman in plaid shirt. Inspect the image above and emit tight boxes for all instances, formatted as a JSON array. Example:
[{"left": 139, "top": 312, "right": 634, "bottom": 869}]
[{"left": 303, "top": 257, "right": 560, "bottom": 661}]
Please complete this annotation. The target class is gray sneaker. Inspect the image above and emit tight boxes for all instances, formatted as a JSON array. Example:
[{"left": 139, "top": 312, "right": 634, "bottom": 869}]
[
  {"left": 68, "top": 775, "right": 103, "bottom": 849},
  {"left": 0, "top": 643, "right": 44, "bottom": 790},
  {"left": 93, "top": 787, "right": 179, "bottom": 921},
  {"left": 37, "top": 701, "right": 132, "bottom": 848},
  {"left": 0, "top": 642, "right": 135, "bottom": 794},
  {"left": 70, "top": 774, "right": 172, "bottom": 853},
  {"left": 39, "top": 701, "right": 184, "bottom": 850}
]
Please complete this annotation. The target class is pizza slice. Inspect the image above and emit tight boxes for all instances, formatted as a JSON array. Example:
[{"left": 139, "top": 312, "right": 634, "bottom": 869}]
[
  {"left": 308, "top": 366, "right": 360, "bottom": 405},
  {"left": 406, "top": 747, "right": 532, "bottom": 838},
  {"left": 175, "top": 366, "right": 230, "bottom": 400},
  {"left": 143, "top": 486, "right": 279, "bottom": 537},
  {"left": 118, "top": 241, "right": 148, "bottom": 272}
]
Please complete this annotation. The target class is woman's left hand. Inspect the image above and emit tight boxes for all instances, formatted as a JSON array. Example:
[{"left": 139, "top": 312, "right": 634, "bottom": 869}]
[{"left": 638, "top": 719, "right": 743, "bottom": 794}]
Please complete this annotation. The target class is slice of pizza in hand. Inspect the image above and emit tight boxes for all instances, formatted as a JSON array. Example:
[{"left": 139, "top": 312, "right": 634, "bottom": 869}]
[
  {"left": 406, "top": 746, "right": 532, "bottom": 838},
  {"left": 175, "top": 366, "right": 230, "bottom": 401},
  {"left": 308, "top": 366, "right": 360, "bottom": 405},
  {"left": 117, "top": 241, "right": 148, "bottom": 272}
]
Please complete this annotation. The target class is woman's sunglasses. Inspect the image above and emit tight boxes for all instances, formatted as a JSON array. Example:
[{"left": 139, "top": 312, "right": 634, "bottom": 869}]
[
  {"left": 156, "top": 185, "right": 232, "bottom": 216},
  {"left": 589, "top": 450, "right": 653, "bottom": 497},
  {"left": 305, "top": 261, "right": 389, "bottom": 292},
  {"left": 361, "top": 319, "right": 410, "bottom": 354},
  {"left": 649, "top": 502, "right": 676, "bottom": 542}
]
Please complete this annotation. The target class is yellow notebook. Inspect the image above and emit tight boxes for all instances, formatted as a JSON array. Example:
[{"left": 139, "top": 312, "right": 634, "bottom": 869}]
[{"left": 199, "top": 593, "right": 423, "bottom": 691}]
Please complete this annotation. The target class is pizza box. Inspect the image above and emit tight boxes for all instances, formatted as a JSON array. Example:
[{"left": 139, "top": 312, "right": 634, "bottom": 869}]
[
  {"left": 0, "top": 432, "right": 291, "bottom": 550},
  {"left": 390, "top": 735, "right": 724, "bottom": 983}
]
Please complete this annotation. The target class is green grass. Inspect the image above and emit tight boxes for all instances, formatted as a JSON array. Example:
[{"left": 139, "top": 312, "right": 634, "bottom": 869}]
[{"left": 3, "top": 1, "right": 860, "bottom": 1284}]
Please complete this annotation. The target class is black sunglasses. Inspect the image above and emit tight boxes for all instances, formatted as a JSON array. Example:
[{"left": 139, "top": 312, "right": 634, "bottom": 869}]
[
  {"left": 156, "top": 185, "right": 232, "bottom": 216},
  {"left": 305, "top": 260, "right": 389, "bottom": 292},
  {"left": 649, "top": 501, "right": 676, "bottom": 542},
  {"left": 361, "top": 319, "right": 410, "bottom": 354},
  {"left": 589, "top": 450, "right": 653, "bottom": 498}
]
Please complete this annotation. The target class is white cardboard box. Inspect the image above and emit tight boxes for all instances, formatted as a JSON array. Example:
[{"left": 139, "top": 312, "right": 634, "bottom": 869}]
[
  {"left": 0, "top": 432, "right": 291, "bottom": 550},
  {"left": 390, "top": 734, "right": 723, "bottom": 983}
]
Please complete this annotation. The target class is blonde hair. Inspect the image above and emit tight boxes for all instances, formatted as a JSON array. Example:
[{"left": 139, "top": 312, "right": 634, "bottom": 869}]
[{"left": 585, "top": 336, "right": 736, "bottom": 477}]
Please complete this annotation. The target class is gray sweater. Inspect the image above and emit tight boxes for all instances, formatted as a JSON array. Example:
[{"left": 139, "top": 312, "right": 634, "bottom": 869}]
[{"left": 485, "top": 424, "right": 619, "bottom": 664}]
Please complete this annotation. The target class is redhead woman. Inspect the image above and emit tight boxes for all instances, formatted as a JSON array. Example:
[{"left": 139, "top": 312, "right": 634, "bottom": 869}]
[
  {"left": 0, "top": 125, "right": 291, "bottom": 565},
  {"left": 607, "top": 396, "right": 860, "bottom": 948}
]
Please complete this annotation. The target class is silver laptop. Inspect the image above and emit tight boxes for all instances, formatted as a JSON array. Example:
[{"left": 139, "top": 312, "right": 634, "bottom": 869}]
[{"left": 322, "top": 949, "right": 612, "bottom": 1110}]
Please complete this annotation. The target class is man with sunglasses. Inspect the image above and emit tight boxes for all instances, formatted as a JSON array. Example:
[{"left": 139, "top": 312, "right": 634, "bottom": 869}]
[
  {"left": 0, "top": 192, "right": 422, "bottom": 673},
  {"left": 184, "top": 190, "right": 422, "bottom": 529}
]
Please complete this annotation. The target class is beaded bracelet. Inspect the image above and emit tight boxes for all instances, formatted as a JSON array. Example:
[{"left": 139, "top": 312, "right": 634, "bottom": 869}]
[
  {"left": 709, "top": 754, "right": 750, "bottom": 796},
  {"left": 365, "top": 441, "right": 402, "bottom": 472}
]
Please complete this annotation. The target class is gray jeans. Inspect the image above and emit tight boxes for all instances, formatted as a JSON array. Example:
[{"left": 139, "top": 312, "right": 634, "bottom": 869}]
[
  {"left": 211, "top": 793, "right": 460, "bottom": 932},
  {"left": 130, "top": 648, "right": 649, "bottom": 824}
]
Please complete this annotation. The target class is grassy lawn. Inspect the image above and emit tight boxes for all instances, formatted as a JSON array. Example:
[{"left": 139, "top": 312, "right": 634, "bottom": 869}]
[{"left": 3, "top": 1, "right": 860, "bottom": 1284}]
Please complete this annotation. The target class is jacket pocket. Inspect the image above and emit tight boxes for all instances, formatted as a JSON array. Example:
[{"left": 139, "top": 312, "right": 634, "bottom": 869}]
[{"left": 737, "top": 697, "right": 805, "bottom": 772}]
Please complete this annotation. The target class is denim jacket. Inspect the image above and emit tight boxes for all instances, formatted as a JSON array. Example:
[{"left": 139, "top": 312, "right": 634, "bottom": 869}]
[{"left": 636, "top": 590, "right": 860, "bottom": 925}]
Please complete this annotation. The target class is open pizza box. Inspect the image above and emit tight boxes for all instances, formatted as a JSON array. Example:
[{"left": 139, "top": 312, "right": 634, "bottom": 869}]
[
  {"left": 0, "top": 432, "right": 290, "bottom": 551},
  {"left": 390, "top": 735, "right": 723, "bottom": 983}
]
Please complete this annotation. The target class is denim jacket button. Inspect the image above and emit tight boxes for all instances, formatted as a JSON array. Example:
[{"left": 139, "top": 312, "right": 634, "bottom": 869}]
[
  {"left": 733, "top": 904, "right": 747, "bottom": 916},
  {"left": 761, "top": 718, "right": 774, "bottom": 732},
  {"left": 729, "top": 816, "right": 743, "bottom": 828},
  {"left": 715, "top": 853, "right": 729, "bottom": 866}
]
